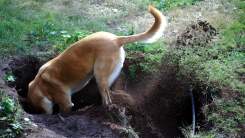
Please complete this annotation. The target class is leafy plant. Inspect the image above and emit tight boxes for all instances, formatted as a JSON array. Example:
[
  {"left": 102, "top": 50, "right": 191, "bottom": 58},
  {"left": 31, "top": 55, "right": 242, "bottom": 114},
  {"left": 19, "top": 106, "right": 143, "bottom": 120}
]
[
  {"left": 0, "top": 91, "right": 23, "bottom": 138},
  {"left": 3, "top": 72, "right": 15, "bottom": 83},
  {"left": 52, "top": 30, "right": 90, "bottom": 52},
  {"left": 125, "top": 41, "right": 167, "bottom": 79}
]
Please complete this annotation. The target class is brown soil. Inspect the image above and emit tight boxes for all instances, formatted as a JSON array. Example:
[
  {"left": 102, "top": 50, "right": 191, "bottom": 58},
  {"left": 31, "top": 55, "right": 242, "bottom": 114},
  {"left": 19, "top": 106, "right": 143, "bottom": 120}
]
[{"left": 25, "top": 108, "right": 120, "bottom": 138}]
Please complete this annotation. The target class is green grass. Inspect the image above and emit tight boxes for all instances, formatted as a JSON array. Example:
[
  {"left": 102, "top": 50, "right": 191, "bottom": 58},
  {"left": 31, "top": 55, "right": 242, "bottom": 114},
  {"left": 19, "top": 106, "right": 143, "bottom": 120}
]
[
  {"left": 0, "top": 0, "right": 155, "bottom": 57},
  {"left": 0, "top": 0, "right": 111, "bottom": 56},
  {"left": 203, "top": 1, "right": 245, "bottom": 136},
  {"left": 207, "top": 97, "right": 245, "bottom": 136},
  {"left": 150, "top": 0, "right": 201, "bottom": 10},
  {"left": 125, "top": 41, "right": 167, "bottom": 78}
]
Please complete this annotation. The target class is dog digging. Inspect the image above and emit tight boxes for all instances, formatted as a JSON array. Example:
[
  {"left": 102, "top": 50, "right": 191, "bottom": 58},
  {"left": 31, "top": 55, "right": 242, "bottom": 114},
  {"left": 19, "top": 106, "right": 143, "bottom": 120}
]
[
  {"left": 7, "top": 20, "right": 216, "bottom": 137},
  {"left": 6, "top": 54, "right": 198, "bottom": 137}
]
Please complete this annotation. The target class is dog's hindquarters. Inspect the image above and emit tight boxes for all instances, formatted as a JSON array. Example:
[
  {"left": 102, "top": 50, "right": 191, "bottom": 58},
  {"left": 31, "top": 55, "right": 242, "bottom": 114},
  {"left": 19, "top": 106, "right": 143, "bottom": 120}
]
[
  {"left": 93, "top": 57, "right": 116, "bottom": 105},
  {"left": 93, "top": 5, "right": 166, "bottom": 107}
]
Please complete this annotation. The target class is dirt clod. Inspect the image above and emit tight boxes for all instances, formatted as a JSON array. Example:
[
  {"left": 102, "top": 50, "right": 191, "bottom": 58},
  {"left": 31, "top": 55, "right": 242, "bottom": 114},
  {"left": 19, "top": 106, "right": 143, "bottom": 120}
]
[{"left": 176, "top": 20, "right": 217, "bottom": 47}]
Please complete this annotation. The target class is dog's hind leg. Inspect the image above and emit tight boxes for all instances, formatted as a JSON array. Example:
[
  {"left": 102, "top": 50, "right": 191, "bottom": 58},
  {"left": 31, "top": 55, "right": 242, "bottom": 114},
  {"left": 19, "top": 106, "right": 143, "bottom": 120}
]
[
  {"left": 94, "top": 58, "right": 117, "bottom": 106},
  {"left": 94, "top": 72, "right": 112, "bottom": 106}
]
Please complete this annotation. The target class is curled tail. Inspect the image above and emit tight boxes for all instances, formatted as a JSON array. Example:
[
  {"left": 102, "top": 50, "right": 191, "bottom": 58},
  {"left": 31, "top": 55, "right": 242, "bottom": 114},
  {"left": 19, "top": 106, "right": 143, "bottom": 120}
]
[{"left": 117, "top": 5, "right": 167, "bottom": 46}]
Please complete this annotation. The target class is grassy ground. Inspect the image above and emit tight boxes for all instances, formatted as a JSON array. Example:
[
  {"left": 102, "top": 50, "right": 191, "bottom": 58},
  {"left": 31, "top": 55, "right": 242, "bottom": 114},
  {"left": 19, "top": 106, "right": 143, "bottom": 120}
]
[
  {"left": 0, "top": 0, "right": 149, "bottom": 56},
  {"left": 165, "top": 0, "right": 244, "bottom": 137},
  {"left": 0, "top": 0, "right": 244, "bottom": 137}
]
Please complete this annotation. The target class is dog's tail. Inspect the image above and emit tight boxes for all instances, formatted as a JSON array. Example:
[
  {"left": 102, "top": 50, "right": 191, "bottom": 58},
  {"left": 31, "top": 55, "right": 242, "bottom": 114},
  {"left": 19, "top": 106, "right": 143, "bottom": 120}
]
[{"left": 117, "top": 5, "right": 167, "bottom": 46}]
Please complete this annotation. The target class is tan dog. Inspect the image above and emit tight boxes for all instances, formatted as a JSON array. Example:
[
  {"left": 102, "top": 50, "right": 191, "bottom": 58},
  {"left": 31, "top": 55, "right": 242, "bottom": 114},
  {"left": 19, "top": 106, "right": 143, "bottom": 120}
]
[{"left": 27, "top": 5, "right": 167, "bottom": 114}]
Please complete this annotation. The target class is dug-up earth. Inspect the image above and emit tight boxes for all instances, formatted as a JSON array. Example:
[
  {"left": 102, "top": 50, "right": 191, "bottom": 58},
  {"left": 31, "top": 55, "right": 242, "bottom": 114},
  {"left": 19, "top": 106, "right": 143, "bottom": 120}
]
[{"left": 0, "top": 0, "right": 237, "bottom": 137}]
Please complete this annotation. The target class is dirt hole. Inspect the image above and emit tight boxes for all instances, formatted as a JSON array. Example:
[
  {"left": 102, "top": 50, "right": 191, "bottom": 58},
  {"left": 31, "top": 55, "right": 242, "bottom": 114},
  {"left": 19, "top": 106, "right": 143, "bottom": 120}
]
[{"left": 124, "top": 61, "right": 214, "bottom": 137}]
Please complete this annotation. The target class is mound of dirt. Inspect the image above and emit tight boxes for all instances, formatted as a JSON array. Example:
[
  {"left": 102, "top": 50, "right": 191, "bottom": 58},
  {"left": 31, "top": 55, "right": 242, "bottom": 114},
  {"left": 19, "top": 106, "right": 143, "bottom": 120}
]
[
  {"left": 25, "top": 108, "right": 120, "bottom": 138},
  {"left": 25, "top": 107, "right": 120, "bottom": 138},
  {"left": 176, "top": 20, "right": 217, "bottom": 47}
]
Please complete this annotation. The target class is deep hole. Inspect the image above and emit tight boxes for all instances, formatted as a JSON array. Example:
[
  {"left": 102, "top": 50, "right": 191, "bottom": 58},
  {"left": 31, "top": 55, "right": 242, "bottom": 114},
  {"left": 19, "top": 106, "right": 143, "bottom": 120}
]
[
  {"left": 127, "top": 72, "right": 193, "bottom": 137},
  {"left": 123, "top": 57, "right": 214, "bottom": 137}
]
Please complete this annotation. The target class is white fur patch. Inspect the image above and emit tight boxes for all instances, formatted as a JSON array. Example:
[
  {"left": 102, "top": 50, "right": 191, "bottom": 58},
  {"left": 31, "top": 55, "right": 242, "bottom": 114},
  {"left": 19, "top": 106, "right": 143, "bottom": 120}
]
[
  {"left": 143, "top": 16, "right": 168, "bottom": 43},
  {"left": 41, "top": 97, "right": 53, "bottom": 114},
  {"left": 108, "top": 47, "right": 125, "bottom": 87}
]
